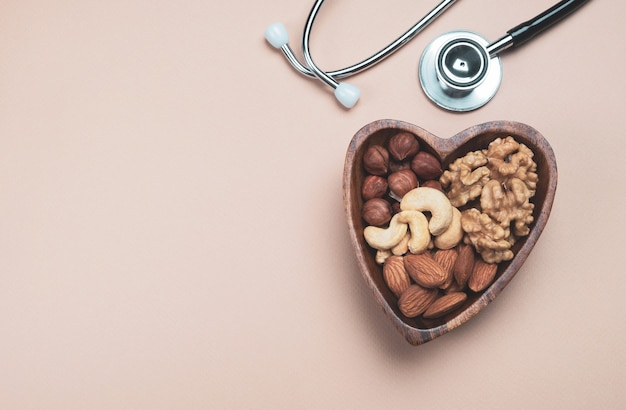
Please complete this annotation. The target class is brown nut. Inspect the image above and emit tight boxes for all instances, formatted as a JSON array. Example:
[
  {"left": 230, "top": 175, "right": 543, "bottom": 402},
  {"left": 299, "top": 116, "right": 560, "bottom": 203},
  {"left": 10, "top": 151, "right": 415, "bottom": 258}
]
[
  {"left": 362, "top": 198, "right": 392, "bottom": 226},
  {"left": 453, "top": 243, "right": 476, "bottom": 287},
  {"left": 443, "top": 280, "right": 466, "bottom": 294},
  {"left": 397, "top": 284, "right": 438, "bottom": 318},
  {"left": 421, "top": 179, "right": 444, "bottom": 192},
  {"left": 361, "top": 175, "right": 388, "bottom": 201},
  {"left": 363, "top": 145, "right": 389, "bottom": 176},
  {"left": 391, "top": 201, "right": 401, "bottom": 214},
  {"left": 411, "top": 151, "right": 443, "bottom": 180},
  {"left": 468, "top": 259, "right": 498, "bottom": 292},
  {"left": 404, "top": 252, "right": 447, "bottom": 288},
  {"left": 461, "top": 208, "right": 514, "bottom": 264},
  {"left": 388, "top": 132, "right": 420, "bottom": 161},
  {"left": 382, "top": 256, "right": 411, "bottom": 298},
  {"left": 433, "top": 248, "right": 458, "bottom": 290},
  {"left": 423, "top": 292, "right": 467, "bottom": 319},
  {"left": 389, "top": 160, "right": 411, "bottom": 173},
  {"left": 388, "top": 169, "right": 418, "bottom": 199}
]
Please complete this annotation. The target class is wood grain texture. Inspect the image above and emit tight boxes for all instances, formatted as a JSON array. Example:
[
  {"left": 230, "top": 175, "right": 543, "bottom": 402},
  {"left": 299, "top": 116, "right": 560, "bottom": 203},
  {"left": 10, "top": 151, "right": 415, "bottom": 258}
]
[{"left": 343, "top": 120, "right": 558, "bottom": 346}]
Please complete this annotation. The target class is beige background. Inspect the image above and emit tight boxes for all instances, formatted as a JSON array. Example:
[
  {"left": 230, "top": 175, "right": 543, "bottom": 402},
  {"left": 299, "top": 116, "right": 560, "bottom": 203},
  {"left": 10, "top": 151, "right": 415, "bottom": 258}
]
[{"left": 1, "top": 0, "right": 624, "bottom": 408}]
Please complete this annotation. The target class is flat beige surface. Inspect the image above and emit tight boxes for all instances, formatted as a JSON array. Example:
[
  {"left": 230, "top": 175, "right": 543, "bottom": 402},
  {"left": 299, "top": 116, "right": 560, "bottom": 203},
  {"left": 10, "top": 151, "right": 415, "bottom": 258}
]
[{"left": 1, "top": 1, "right": 624, "bottom": 408}]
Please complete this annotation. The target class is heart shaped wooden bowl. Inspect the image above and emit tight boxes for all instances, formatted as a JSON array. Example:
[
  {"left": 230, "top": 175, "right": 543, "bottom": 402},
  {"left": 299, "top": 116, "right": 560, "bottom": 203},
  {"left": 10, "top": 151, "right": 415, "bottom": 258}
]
[{"left": 343, "top": 120, "right": 557, "bottom": 346}]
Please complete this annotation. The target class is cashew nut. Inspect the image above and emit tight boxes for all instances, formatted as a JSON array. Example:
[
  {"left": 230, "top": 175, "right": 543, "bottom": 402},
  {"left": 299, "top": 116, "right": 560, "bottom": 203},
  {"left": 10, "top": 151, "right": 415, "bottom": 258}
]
[
  {"left": 433, "top": 207, "right": 463, "bottom": 250},
  {"left": 391, "top": 232, "right": 410, "bottom": 256},
  {"left": 364, "top": 210, "right": 431, "bottom": 256},
  {"left": 400, "top": 187, "right": 454, "bottom": 236},
  {"left": 363, "top": 213, "right": 408, "bottom": 251},
  {"left": 397, "top": 210, "right": 430, "bottom": 254},
  {"left": 376, "top": 249, "right": 392, "bottom": 264}
]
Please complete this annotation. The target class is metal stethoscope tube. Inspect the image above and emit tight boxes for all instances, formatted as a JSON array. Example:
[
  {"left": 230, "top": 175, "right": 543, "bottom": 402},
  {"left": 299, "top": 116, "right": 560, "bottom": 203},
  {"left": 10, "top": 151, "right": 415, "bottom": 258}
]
[{"left": 265, "top": 0, "right": 458, "bottom": 108}]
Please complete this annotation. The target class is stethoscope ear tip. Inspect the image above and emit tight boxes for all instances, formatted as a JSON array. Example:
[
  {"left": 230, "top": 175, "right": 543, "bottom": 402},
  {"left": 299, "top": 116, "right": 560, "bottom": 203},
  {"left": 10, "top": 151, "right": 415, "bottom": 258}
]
[
  {"left": 264, "top": 21, "right": 360, "bottom": 109},
  {"left": 334, "top": 83, "right": 361, "bottom": 109},
  {"left": 265, "top": 22, "right": 289, "bottom": 48}
]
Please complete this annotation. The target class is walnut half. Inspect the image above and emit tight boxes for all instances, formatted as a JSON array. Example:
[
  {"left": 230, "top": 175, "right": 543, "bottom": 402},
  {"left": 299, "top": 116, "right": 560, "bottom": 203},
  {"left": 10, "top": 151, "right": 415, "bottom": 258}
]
[{"left": 439, "top": 150, "right": 490, "bottom": 208}]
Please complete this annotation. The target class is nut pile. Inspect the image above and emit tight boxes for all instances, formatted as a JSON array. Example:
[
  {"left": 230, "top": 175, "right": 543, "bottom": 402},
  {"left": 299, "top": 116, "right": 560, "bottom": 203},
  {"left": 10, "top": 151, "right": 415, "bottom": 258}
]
[
  {"left": 360, "top": 132, "right": 539, "bottom": 320},
  {"left": 441, "top": 136, "right": 538, "bottom": 263}
]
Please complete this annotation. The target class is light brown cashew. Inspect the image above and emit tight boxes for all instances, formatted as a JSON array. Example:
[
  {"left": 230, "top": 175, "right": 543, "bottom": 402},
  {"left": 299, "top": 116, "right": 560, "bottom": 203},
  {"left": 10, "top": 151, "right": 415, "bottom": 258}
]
[
  {"left": 364, "top": 213, "right": 408, "bottom": 251},
  {"left": 433, "top": 207, "right": 463, "bottom": 250},
  {"left": 365, "top": 210, "right": 431, "bottom": 257},
  {"left": 391, "top": 232, "right": 410, "bottom": 256},
  {"left": 397, "top": 210, "right": 430, "bottom": 254},
  {"left": 400, "top": 187, "right": 454, "bottom": 236},
  {"left": 376, "top": 249, "right": 392, "bottom": 264}
]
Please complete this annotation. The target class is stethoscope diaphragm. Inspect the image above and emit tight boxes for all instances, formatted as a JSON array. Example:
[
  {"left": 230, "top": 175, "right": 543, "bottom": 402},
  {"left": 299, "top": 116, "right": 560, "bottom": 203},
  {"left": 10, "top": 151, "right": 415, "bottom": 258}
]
[{"left": 419, "top": 31, "right": 503, "bottom": 112}]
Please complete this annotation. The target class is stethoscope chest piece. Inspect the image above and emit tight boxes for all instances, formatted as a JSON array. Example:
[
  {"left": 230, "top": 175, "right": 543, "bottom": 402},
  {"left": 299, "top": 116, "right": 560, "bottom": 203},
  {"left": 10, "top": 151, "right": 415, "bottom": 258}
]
[{"left": 419, "top": 31, "right": 503, "bottom": 112}]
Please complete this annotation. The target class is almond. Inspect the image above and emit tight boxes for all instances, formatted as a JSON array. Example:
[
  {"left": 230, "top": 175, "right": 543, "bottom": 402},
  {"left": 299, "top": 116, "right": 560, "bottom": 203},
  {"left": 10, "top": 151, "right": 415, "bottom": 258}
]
[
  {"left": 397, "top": 284, "right": 438, "bottom": 318},
  {"left": 453, "top": 243, "right": 475, "bottom": 287},
  {"left": 382, "top": 256, "right": 411, "bottom": 298},
  {"left": 404, "top": 252, "right": 447, "bottom": 288},
  {"left": 423, "top": 292, "right": 468, "bottom": 319},
  {"left": 443, "top": 280, "right": 465, "bottom": 294},
  {"left": 468, "top": 259, "right": 498, "bottom": 292},
  {"left": 433, "top": 248, "right": 458, "bottom": 290}
]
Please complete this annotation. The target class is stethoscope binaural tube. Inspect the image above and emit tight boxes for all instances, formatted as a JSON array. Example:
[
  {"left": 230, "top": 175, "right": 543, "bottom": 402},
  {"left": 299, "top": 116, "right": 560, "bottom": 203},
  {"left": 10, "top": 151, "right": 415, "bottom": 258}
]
[
  {"left": 265, "top": 0, "right": 458, "bottom": 109},
  {"left": 419, "top": 0, "right": 590, "bottom": 112}
]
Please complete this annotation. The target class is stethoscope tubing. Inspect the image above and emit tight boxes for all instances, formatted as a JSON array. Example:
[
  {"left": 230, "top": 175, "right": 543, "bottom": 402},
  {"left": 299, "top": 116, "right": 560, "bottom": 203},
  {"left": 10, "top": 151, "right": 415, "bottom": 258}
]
[
  {"left": 485, "top": 0, "right": 590, "bottom": 58},
  {"left": 302, "top": 0, "right": 337, "bottom": 88},
  {"left": 505, "top": 0, "right": 589, "bottom": 50},
  {"left": 279, "top": 0, "right": 457, "bottom": 81}
]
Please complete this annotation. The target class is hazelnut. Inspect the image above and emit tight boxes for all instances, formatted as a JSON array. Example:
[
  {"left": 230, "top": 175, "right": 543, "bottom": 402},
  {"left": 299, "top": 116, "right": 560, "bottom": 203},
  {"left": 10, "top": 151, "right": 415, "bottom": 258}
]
[
  {"left": 411, "top": 151, "right": 443, "bottom": 180},
  {"left": 391, "top": 201, "right": 401, "bottom": 214},
  {"left": 363, "top": 145, "right": 389, "bottom": 175},
  {"left": 388, "top": 132, "right": 420, "bottom": 161},
  {"left": 388, "top": 169, "right": 418, "bottom": 199},
  {"left": 362, "top": 198, "right": 392, "bottom": 226},
  {"left": 389, "top": 160, "right": 411, "bottom": 173},
  {"left": 421, "top": 179, "right": 444, "bottom": 192},
  {"left": 361, "top": 175, "right": 388, "bottom": 200}
]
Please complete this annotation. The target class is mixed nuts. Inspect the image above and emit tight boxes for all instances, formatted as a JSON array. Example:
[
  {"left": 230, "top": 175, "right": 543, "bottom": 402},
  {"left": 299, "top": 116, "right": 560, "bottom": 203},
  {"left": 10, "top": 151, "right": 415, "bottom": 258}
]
[{"left": 360, "top": 132, "right": 539, "bottom": 320}]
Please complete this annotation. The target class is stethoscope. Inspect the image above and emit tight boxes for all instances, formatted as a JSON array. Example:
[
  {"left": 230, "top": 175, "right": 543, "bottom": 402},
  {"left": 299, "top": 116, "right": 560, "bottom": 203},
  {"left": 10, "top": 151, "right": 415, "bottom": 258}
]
[{"left": 265, "top": 0, "right": 588, "bottom": 112}]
